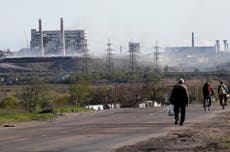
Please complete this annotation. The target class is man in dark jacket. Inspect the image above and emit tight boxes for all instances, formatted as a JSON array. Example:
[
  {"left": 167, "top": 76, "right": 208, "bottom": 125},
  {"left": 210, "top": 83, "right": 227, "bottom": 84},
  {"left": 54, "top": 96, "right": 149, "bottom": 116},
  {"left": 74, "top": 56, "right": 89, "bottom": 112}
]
[{"left": 169, "top": 79, "right": 189, "bottom": 126}]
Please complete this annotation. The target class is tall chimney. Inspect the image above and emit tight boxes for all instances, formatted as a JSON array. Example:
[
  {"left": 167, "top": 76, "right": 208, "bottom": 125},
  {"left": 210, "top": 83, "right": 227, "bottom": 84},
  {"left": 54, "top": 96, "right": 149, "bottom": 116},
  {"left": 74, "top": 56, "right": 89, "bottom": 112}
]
[
  {"left": 192, "top": 32, "right": 194, "bottom": 55},
  {"left": 216, "top": 40, "right": 220, "bottom": 53},
  {"left": 60, "top": 17, "right": 66, "bottom": 56},
  {"left": 39, "top": 19, "right": 44, "bottom": 56},
  {"left": 227, "top": 42, "right": 229, "bottom": 53},
  {"left": 192, "top": 32, "right": 194, "bottom": 48},
  {"left": 223, "top": 40, "right": 227, "bottom": 52}
]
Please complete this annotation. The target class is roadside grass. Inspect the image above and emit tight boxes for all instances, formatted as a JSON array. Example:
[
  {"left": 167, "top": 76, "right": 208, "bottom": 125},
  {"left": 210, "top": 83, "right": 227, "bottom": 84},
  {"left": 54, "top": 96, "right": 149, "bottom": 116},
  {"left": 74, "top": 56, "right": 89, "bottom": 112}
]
[
  {"left": 55, "top": 106, "right": 90, "bottom": 113},
  {"left": 0, "top": 112, "right": 55, "bottom": 125},
  {"left": 0, "top": 106, "right": 90, "bottom": 125},
  {"left": 207, "top": 135, "right": 230, "bottom": 149}
]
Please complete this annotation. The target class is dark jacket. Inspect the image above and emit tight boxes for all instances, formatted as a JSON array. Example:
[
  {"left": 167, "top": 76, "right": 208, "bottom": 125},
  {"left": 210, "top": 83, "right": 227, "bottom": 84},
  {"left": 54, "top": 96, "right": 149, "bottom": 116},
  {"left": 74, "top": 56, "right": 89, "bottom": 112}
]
[
  {"left": 169, "top": 84, "right": 189, "bottom": 106},
  {"left": 202, "top": 82, "right": 214, "bottom": 97}
]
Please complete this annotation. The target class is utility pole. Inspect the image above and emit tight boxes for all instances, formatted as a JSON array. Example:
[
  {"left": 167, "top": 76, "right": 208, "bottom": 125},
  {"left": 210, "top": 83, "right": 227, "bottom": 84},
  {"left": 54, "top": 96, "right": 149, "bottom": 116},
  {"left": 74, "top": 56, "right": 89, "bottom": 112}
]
[
  {"left": 105, "top": 39, "right": 113, "bottom": 73},
  {"left": 154, "top": 41, "right": 160, "bottom": 70},
  {"left": 129, "top": 42, "right": 140, "bottom": 73},
  {"left": 129, "top": 42, "right": 137, "bottom": 74},
  {"left": 83, "top": 43, "right": 89, "bottom": 75}
]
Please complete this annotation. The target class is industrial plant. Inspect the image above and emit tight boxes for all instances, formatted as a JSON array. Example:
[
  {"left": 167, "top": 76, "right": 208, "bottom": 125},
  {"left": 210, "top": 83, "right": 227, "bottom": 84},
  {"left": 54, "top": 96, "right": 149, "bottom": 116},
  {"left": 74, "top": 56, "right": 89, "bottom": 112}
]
[
  {"left": 0, "top": 17, "right": 230, "bottom": 75},
  {"left": 30, "top": 18, "right": 87, "bottom": 56},
  {"left": 161, "top": 32, "right": 230, "bottom": 72}
]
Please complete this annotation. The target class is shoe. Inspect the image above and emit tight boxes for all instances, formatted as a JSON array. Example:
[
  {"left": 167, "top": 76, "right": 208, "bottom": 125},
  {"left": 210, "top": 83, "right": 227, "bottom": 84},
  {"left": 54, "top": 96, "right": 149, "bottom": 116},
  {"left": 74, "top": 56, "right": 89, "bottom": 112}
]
[
  {"left": 175, "top": 120, "right": 178, "bottom": 125},
  {"left": 179, "top": 122, "right": 183, "bottom": 126},
  {"left": 224, "top": 103, "right": 227, "bottom": 106}
]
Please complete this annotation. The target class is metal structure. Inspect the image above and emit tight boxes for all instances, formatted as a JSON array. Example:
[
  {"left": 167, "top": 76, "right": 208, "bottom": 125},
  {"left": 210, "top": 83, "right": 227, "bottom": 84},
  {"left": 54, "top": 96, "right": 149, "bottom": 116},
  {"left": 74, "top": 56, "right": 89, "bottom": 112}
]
[
  {"left": 129, "top": 42, "right": 140, "bottom": 73},
  {"left": 83, "top": 43, "right": 89, "bottom": 75},
  {"left": 30, "top": 18, "right": 87, "bottom": 55},
  {"left": 154, "top": 41, "right": 160, "bottom": 70},
  {"left": 105, "top": 39, "right": 113, "bottom": 72}
]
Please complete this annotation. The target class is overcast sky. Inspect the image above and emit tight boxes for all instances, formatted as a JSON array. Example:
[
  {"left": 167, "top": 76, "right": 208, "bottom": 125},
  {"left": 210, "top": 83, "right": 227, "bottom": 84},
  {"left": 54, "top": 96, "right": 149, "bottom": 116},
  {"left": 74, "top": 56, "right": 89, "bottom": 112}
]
[{"left": 1, "top": 0, "right": 230, "bottom": 53}]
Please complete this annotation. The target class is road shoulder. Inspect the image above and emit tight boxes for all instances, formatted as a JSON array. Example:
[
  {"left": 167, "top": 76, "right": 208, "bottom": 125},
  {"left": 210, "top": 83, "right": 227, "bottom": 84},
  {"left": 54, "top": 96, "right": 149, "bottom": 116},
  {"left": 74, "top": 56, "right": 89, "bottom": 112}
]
[{"left": 116, "top": 110, "right": 230, "bottom": 152}]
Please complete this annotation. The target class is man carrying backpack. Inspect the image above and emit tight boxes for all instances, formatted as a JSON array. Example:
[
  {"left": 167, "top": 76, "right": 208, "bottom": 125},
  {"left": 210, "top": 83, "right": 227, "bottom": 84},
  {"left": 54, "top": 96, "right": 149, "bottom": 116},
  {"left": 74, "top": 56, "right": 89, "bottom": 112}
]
[
  {"left": 218, "top": 81, "right": 228, "bottom": 107},
  {"left": 202, "top": 81, "right": 214, "bottom": 110}
]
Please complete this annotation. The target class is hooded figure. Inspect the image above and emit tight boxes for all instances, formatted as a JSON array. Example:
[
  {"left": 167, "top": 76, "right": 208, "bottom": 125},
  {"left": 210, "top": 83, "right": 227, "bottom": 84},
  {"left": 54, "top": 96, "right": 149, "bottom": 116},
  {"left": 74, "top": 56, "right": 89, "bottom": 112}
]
[{"left": 169, "top": 79, "right": 189, "bottom": 126}]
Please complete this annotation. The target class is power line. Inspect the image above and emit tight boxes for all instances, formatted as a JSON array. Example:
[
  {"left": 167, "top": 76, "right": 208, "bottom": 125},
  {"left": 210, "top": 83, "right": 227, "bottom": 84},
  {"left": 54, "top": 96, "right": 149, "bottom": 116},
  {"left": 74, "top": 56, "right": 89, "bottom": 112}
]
[
  {"left": 105, "top": 39, "right": 113, "bottom": 73},
  {"left": 129, "top": 42, "right": 139, "bottom": 73},
  {"left": 83, "top": 43, "right": 89, "bottom": 75},
  {"left": 154, "top": 40, "right": 160, "bottom": 70}
]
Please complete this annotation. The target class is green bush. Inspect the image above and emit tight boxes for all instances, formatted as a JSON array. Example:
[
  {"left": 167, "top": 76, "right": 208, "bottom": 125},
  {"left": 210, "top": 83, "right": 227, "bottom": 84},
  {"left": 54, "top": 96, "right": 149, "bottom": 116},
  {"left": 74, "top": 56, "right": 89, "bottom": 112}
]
[
  {"left": 0, "top": 96, "right": 18, "bottom": 110},
  {"left": 53, "top": 94, "right": 69, "bottom": 106},
  {"left": 19, "top": 84, "right": 48, "bottom": 112},
  {"left": 69, "top": 77, "right": 91, "bottom": 106}
]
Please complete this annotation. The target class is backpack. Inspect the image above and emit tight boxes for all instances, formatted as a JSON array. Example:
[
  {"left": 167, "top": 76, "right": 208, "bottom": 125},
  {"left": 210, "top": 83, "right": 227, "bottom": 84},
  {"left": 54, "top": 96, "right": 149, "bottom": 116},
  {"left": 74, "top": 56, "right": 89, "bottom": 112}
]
[
  {"left": 207, "top": 84, "right": 213, "bottom": 95},
  {"left": 219, "top": 85, "right": 226, "bottom": 95}
]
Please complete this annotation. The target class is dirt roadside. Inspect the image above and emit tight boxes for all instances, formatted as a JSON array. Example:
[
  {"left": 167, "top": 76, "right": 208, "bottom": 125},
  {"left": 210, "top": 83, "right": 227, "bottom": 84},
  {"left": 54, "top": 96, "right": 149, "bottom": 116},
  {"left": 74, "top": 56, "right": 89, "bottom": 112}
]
[{"left": 116, "top": 111, "right": 230, "bottom": 152}]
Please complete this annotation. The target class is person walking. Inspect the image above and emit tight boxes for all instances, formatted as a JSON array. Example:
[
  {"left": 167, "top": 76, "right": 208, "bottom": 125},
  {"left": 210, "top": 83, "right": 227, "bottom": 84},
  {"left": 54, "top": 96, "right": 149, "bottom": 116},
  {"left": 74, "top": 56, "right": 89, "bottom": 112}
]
[
  {"left": 202, "top": 81, "right": 214, "bottom": 111},
  {"left": 218, "top": 81, "right": 228, "bottom": 108},
  {"left": 169, "top": 78, "right": 189, "bottom": 126}
]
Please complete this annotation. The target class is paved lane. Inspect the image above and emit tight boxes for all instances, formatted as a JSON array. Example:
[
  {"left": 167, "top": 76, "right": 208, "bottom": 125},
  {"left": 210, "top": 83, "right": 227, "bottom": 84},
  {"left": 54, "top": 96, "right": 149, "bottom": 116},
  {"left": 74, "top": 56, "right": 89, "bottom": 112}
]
[{"left": 0, "top": 104, "right": 228, "bottom": 152}]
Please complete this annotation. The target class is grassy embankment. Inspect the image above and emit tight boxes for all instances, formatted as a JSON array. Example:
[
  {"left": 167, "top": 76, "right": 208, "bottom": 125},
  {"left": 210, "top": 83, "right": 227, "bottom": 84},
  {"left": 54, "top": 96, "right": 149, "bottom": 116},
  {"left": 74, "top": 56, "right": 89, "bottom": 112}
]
[
  {"left": 0, "top": 107, "right": 90, "bottom": 125},
  {"left": 0, "top": 84, "right": 90, "bottom": 125}
]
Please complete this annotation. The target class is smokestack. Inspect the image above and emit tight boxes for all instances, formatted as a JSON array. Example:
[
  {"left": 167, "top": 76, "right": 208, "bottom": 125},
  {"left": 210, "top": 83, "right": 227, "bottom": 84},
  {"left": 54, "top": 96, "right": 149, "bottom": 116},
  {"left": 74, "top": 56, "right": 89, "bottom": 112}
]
[
  {"left": 39, "top": 18, "right": 44, "bottom": 56},
  {"left": 192, "top": 32, "right": 194, "bottom": 48},
  {"left": 192, "top": 32, "right": 194, "bottom": 55},
  {"left": 227, "top": 43, "right": 229, "bottom": 53},
  {"left": 60, "top": 17, "right": 66, "bottom": 56},
  {"left": 223, "top": 40, "right": 227, "bottom": 52},
  {"left": 216, "top": 40, "right": 220, "bottom": 53}
]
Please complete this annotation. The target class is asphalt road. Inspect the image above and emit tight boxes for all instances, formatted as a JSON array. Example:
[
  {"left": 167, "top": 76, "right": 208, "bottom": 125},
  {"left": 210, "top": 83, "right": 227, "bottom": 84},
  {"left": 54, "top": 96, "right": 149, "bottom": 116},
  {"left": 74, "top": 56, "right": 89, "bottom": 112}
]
[{"left": 0, "top": 104, "right": 228, "bottom": 152}]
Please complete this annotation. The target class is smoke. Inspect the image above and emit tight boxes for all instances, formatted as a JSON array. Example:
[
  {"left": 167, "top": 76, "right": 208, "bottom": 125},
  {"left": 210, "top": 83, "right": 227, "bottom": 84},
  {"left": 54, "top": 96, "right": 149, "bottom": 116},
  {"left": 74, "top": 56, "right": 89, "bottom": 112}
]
[
  {"left": 161, "top": 48, "right": 230, "bottom": 72},
  {"left": 4, "top": 40, "right": 230, "bottom": 73}
]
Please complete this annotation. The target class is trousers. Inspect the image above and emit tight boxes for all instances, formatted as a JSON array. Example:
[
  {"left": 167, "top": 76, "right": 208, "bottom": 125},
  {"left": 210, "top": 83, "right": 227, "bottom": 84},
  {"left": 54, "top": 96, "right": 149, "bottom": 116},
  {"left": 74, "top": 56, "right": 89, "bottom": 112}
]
[{"left": 174, "top": 105, "right": 186, "bottom": 124}]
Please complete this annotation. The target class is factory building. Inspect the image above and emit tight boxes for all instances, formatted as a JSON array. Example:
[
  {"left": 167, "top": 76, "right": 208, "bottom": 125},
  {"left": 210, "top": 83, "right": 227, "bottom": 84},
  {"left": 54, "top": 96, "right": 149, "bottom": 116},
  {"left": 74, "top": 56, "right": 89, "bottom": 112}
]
[
  {"left": 164, "top": 33, "right": 229, "bottom": 56},
  {"left": 164, "top": 46, "right": 216, "bottom": 56},
  {"left": 30, "top": 18, "right": 87, "bottom": 56}
]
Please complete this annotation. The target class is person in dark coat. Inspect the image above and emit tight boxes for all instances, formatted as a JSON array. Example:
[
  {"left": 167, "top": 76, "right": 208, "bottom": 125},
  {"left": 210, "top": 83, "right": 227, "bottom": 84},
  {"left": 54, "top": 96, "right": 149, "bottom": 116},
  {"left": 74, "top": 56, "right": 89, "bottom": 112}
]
[
  {"left": 202, "top": 81, "right": 214, "bottom": 110},
  {"left": 169, "top": 79, "right": 189, "bottom": 126}
]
